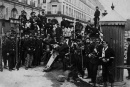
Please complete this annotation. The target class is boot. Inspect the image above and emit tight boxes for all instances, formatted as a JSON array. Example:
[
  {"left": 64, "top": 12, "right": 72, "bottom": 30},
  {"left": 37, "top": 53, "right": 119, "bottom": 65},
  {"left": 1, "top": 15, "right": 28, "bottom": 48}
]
[
  {"left": 103, "top": 82, "right": 107, "bottom": 87},
  {"left": 111, "top": 83, "right": 114, "bottom": 87}
]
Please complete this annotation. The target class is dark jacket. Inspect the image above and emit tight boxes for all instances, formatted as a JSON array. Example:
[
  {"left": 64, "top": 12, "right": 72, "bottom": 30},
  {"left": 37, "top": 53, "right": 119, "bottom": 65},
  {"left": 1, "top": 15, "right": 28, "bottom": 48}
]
[{"left": 99, "top": 47, "right": 115, "bottom": 65}]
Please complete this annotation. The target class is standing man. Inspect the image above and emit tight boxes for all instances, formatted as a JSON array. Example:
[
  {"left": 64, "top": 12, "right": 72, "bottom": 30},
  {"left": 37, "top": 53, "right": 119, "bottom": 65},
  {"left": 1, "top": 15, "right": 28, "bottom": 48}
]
[
  {"left": 55, "top": 23, "right": 62, "bottom": 42},
  {"left": 99, "top": 41, "right": 115, "bottom": 87},
  {"left": 126, "top": 38, "right": 130, "bottom": 79},
  {"left": 7, "top": 35, "right": 16, "bottom": 71},
  {"left": 94, "top": 6, "right": 100, "bottom": 28},
  {"left": 89, "top": 38, "right": 102, "bottom": 87},
  {"left": 46, "top": 19, "right": 53, "bottom": 37},
  {"left": 24, "top": 34, "right": 35, "bottom": 70},
  {"left": 84, "top": 38, "right": 91, "bottom": 78}
]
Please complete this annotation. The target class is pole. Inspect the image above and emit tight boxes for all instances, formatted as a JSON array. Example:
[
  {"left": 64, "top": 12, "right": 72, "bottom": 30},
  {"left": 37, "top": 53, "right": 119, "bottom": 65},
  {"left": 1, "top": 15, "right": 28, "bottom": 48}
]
[
  {"left": 73, "top": 18, "right": 76, "bottom": 39},
  {"left": 0, "top": 27, "right": 3, "bottom": 71}
]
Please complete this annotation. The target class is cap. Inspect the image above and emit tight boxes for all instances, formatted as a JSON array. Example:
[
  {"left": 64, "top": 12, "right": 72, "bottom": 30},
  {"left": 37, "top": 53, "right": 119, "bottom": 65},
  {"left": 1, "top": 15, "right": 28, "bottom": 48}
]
[{"left": 30, "top": 12, "right": 35, "bottom": 15}]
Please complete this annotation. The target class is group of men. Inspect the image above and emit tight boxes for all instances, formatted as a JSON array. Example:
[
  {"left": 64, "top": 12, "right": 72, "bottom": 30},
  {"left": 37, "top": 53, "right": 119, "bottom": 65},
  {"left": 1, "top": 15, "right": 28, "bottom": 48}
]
[{"left": 1, "top": 6, "right": 116, "bottom": 87}]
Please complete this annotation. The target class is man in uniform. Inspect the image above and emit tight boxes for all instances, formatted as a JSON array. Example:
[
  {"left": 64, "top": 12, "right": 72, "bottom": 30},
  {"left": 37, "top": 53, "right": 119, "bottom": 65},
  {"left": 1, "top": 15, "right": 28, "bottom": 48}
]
[
  {"left": 2, "top": 35, "right": 9, "bottom": 69},
  {"left": 55, "top": 23, "right": 62, "bottom": 42},
  {"left": 19, "top": 10, "right": 27, "bottom": 33},
  {"left": 7, "top": 35, "right": 16, "bottom": 71},
  {"left": 29, "top": 12, "right": 38, "bottom": 31},
  {"left": 89, "top": 38, "right": 103, "bottom": 87},
  {"left": 24, "top": 34, "right": 35, "bottom": 70},
  {"left": 46, "top": 19, "right": 53, "bottom": 37},
  {"left": 84, "top": 38, "right": 91, "bottom": 78},
  {"left": 94, "top": 6, "right": 100, "bottom": 28}
]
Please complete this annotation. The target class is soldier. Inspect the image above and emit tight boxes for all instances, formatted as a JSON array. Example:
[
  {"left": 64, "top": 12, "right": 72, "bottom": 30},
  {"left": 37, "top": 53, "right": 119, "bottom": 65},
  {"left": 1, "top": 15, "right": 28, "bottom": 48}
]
[
  {"left": 29, "top": 12, "right": 38, "bottom": 31},
  {"left": 7, "top": 35, "right": 16, "bottom": 71},
  {"left": 94, "top": 6, "right": 100, "bottom": 28},
  {"left": 24, "top": 34, "right": 35, "bottom": 70},
  {"left": 19, "top": 10, "right": 27, "bottom": 32},
  {"left": 88, "top": 38, "right": 103, "bottom": 87},
  {"left": 84, "top": 38, "right": 91, "bottom": 78},
  {"left": 46, "top": 19, "right": 53, "bottom": 37},
  {"left": 55, "top": 23, "right": 62, "bottom": 42},
  {"left": 2, "top": 35, "right": 9, "bottom": 69}
]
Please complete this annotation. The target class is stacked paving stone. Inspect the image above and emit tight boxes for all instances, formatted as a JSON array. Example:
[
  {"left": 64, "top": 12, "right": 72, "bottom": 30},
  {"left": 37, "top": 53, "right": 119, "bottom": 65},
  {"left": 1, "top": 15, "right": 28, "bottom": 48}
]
[{"left": 124, "top": 31, "right": 130, "bottom": 63}]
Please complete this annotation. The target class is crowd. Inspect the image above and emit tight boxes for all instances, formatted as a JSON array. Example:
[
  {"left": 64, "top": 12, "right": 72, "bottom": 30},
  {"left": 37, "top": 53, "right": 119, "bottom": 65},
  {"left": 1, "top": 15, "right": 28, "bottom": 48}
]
[{"left": 1, "top": 6, "right": 115, "bottom": 87}]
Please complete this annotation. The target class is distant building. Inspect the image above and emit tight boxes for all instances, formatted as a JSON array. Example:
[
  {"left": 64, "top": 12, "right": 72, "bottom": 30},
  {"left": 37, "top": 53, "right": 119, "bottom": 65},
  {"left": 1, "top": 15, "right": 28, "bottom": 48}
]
[
  {"left": 0, "top": 0, "right": 45, "bottom": 32},
  {"left": 43, "top": 0, "right": 104, "bottom": 25},
  {"left": 0, "top": 0, "right": 44, "bottom": 20}
]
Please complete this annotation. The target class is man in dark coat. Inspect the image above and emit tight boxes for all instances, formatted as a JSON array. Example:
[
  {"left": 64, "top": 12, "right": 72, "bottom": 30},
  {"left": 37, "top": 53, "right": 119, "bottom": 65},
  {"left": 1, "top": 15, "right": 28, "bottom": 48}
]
[
  {"left": 2, "top": 36, "right": 9, "bottom": 69},
  {"left": 46, "top": 19, "right": 53, "bottom": 37},
  {"left": 7, "top": 35, "right": 16, "bottom": 71},
  {"left": 55, "top": 24, "right": 62, "bottom": 42},
  {"left": 89, "top": 38, "right": 103, "bottom": 87},
  {"left": 94, "top": 6, "right": 100, "bottom": 28},
  {"left": 19, "top": 10, "right": 27, "bottom": 31},
  {"left": 126, "top": 38, "right": 130, "bottom": 79},
  {"left": 24, "top": 35, "right": 35, "bottom": 70},
  {"left": 34, "top": 35, "right": 42, "bottom": 66},
  {"left": 99, "top": 41, "right": 115, "bottom": 87},
  {"left": 84, "top": 38, "right": 91, "bottom": 78}
]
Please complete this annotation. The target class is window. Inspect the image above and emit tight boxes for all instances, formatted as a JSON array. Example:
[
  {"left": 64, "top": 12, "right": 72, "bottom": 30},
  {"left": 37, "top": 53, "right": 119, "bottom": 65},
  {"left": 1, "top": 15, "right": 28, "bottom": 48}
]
[
  {"left": 66, "top": 6, "right": 68, "bottom": 15},
  {"left": 52, "top": 5, "right": 57, "bottom": 14},
  {"left": 63, "top": 5, "right": 65, "bottom": 14},
  {"left": 11, "top": 8, "right": 18, "bottom": 19},
  {"left": 43, "top": 0, "right": 46, "bottom": 3}
]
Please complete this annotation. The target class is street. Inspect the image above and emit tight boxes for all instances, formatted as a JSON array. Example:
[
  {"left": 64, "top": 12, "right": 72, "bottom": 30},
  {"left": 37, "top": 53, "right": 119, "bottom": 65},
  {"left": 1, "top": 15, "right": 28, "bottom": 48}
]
[
  {"left": 0, "top": 67, "right": 92, "bottom": 87},
  {"left": 0, "top": 67, "right": 130, "bottom": 87}
]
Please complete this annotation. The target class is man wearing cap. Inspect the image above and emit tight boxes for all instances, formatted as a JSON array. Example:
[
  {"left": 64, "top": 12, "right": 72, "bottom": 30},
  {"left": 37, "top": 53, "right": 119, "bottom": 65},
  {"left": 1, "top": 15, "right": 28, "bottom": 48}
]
[
  {"left": 94, "top": 6, "right": 100, "bottom": 28},
  {"left": 7, "top": 35, "right": 16, "bottom": 71},
  {"left": 29, "top": 12, "right": 38, "bottom": 30},
  {"left": 55, "top": 23, "right": 62, "bottom": 42},
  {"left": 24, "top": 34, "right": 35, "bottom": 70},
  {"left": 126, "top": 38, "right": 130, "bottom": 79},
  {"left": 46, "top": 19, "right": 53, "bottom": 37},
  {"left": 19, "top": 10, "right": 27, "bottom": 31}
]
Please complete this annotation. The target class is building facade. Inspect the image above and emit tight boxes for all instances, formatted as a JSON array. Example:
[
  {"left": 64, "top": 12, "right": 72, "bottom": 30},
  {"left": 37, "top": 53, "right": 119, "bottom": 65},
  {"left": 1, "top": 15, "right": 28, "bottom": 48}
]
[
  {"left": 0, "top": 0, "right": 45, "bottom": 32},
  {"left": 44, "top": 0, "right": 104, "bottom": 25}
]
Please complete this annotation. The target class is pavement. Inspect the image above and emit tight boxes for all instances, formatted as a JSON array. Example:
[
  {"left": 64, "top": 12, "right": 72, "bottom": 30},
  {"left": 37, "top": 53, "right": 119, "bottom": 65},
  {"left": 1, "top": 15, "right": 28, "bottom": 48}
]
[
  {"left": 0, "top": 66, "right": 130, "bottom": 87},
  {"left": 0, "top": 66, "right": 92, "bottom": 87}
]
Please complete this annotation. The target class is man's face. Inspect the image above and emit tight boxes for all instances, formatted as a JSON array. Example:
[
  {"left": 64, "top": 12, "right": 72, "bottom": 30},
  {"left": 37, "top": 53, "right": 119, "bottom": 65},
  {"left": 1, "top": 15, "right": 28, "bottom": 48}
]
[
  {"left": 42, "top": 12, "right": 45, "bottom": 15},
  {"left": 86, "top": 39, "right": 90, "bottom": 43},
  {"left": 96, "top": 38, "right": 100, "bottom": 43},
  {"left": 96, "top": 7, "right": 99, "bottom": 10},
  {"left": 103, "top": 42, "right": 108, "bottom": 48}
]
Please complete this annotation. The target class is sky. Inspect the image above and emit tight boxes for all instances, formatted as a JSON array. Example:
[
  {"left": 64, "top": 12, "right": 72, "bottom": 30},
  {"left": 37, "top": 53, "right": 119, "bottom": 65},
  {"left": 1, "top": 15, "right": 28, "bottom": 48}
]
[{"left": 99, "top": 0, "right": 130, "bottom": 19}]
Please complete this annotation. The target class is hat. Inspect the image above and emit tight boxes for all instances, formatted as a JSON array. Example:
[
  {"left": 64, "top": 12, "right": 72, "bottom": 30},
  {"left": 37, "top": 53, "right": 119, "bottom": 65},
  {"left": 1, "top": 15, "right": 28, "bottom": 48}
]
[
  {"left": 127, "top": 38, "right": 130, "bottom": 41},
  {"left": 30, "top": 12, "right": 35, "bottom": 15}
]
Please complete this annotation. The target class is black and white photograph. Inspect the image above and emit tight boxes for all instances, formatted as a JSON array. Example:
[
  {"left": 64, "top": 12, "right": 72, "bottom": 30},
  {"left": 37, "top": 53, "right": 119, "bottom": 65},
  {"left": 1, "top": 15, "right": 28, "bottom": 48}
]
[{"left": 0, "top": 0, "right": 130, "bottom": 87}]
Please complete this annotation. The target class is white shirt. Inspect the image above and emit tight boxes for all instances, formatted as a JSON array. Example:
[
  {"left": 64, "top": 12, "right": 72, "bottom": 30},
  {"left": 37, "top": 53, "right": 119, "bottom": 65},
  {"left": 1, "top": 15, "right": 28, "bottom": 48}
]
[{"left": 102, "top": 46, "right": 108, "bottom": 58}]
